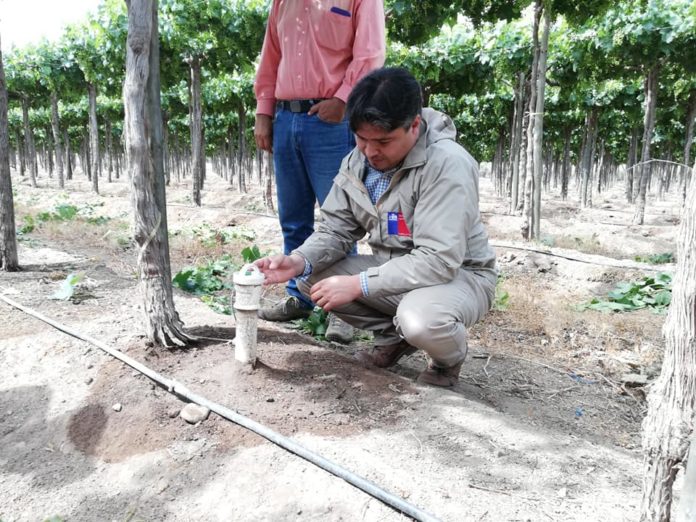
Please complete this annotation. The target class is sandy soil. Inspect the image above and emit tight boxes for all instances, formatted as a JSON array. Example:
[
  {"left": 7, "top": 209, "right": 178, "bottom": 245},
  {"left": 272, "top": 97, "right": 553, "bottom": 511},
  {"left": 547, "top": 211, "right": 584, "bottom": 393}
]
[{"left": 0, "top": 166, "right": 682, "bottom": 521}]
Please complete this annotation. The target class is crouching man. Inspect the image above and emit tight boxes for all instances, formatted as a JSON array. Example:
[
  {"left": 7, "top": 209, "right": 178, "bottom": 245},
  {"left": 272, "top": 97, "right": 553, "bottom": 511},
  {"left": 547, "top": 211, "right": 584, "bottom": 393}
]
[{"left": 255, "top": 67, "right": 497, "bottom": 387}]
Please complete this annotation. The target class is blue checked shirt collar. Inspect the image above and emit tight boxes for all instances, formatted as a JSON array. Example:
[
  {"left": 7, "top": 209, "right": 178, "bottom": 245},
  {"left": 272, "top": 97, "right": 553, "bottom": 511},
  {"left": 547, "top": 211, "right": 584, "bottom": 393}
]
[{"left": 363, "top": 160, "right": 401, "bottom": 205}]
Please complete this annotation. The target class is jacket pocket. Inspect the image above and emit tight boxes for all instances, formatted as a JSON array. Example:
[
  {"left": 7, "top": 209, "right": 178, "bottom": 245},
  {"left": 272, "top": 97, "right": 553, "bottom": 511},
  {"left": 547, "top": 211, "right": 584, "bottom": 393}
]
[{"left": 315, "top": 9, "right": 353, "bottom": 51}]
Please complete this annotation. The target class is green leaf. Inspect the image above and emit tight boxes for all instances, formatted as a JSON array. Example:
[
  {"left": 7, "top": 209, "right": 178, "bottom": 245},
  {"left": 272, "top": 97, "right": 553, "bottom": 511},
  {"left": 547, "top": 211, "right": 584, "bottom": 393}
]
[
  {"left": 656, "top": 272, "right": 673, "bottom": 284},
  {"left": 172, "top": 269, "right": 198, "bottom": 294},
  {"left": 654, "top": 290, "right": 672, "bottom": 307},
  {"left": 580, "top": 271, "right": 672, "bottom": 314},
  {"left": 54, "top": 204, "right": 78, "bottom": 220},
  {"left": 293, "top": 308, "right": 329, "bottom": 339},
  {"left": 607, "top": 289, "right": 628, "bottom": 300},
  {"left": 314, "top": 322, "right": 328, "bottom": 336},
  {"left": 494, "top": 288, "right": 509, "bottom": 311},
  {"left": 241, "top": 245, "right": 262, "bottom": 263},
  {"left": 18, "top": 215, "right": 35, "bottom": 234}
]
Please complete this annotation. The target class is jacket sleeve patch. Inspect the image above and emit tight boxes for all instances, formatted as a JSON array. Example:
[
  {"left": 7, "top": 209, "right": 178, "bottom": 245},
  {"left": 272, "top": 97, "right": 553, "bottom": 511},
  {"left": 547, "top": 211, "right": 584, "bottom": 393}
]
[{"left": 387, "top": 211, "right": 412, "bottom": 237}]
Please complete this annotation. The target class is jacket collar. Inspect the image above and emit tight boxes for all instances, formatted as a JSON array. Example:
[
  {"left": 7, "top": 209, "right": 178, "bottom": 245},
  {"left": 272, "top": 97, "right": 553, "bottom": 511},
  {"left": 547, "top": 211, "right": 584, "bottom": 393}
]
[{"left": 400, "top": 119, "right": 428, "bottom": 171}]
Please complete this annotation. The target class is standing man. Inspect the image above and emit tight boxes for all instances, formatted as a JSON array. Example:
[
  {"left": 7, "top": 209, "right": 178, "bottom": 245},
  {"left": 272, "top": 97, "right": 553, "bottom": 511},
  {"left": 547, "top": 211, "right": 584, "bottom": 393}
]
[
  {"left": 255, "top": 68, "right": 497, "bottom": 387},
  {"left": 254, "top": 0, "right": 386, "bottom": 344}
]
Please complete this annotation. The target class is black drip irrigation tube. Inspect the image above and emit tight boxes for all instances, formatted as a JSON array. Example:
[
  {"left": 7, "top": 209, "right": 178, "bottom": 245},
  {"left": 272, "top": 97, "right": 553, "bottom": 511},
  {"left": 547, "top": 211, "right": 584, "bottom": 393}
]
[{"left": 0, "top": 294, "right": 442, "bottom": 522}]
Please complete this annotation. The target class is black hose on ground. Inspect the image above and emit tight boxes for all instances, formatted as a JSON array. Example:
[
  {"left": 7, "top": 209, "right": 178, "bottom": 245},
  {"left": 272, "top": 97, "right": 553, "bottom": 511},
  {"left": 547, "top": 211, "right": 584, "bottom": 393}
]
[{"left": 0, "top": 293, "right": 442, "bottom": 522}]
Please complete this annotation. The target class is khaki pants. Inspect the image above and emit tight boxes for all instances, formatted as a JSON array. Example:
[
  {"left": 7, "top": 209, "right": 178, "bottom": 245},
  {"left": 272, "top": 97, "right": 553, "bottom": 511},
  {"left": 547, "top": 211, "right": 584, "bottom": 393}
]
[{"left": 297, "top": 255, "right": 496, "bottom": 368}]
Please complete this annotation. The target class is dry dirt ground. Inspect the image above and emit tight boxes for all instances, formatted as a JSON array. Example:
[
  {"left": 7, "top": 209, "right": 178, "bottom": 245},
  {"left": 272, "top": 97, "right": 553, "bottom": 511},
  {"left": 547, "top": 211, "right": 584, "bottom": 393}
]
[{"left": 0, "top": 166, "right": 684, "bottom": 522}]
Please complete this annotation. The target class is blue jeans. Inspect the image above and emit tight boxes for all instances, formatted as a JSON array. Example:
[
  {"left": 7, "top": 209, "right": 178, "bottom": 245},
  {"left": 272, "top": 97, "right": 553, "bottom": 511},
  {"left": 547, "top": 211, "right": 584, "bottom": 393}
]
[{"left": 273, "top": 108, "right": 355, "bottom": 308}]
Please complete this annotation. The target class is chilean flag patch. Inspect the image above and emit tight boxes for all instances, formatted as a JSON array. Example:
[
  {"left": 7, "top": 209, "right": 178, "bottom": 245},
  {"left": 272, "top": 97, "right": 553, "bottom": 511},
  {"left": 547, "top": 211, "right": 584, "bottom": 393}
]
[{"left": 387, "top": 211, "right": 412, "bottom": 237}]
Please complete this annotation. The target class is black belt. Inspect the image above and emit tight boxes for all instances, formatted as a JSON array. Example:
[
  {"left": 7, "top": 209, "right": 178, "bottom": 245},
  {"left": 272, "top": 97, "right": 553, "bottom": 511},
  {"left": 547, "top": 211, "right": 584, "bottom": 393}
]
[{"left": 277, "top": 99, "right": 325, "bottom": 113}]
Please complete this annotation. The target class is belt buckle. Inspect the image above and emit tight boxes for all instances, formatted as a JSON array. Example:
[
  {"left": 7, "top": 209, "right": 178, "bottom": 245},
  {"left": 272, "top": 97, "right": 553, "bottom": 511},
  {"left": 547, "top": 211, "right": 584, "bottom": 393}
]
[{"left": 290, "top": 100, "right": 302, "bottom": 112}]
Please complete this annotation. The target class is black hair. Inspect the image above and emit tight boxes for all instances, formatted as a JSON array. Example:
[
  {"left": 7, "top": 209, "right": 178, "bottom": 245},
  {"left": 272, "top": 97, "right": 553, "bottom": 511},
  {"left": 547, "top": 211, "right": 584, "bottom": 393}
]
[{"left": 346, "top": 67, "right": 422, "bottom": 133}]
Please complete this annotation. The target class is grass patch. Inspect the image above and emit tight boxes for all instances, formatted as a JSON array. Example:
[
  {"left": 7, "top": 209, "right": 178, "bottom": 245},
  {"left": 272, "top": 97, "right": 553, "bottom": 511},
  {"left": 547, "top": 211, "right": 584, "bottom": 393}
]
[
  {"left": 188, "top": 223, "right": 256, "bottom": 248},
  {"left": 634, "top": 252, "right": 675, "bottom": 264},
  {"left": 494, "top": 274, "right": 510, "bottom": 311},
  {"left": 547, "top": 233, "right": 620, "bottom": 258},
  {"left": 170, "top": 224, "right": 259, "bottom": 264},
  {"left": 17, "top": 202, "right": 110, "bottom": 236},
  {"left": 14, "top": 199, "right": 128, "bottom": 253},
  {"left": 18, "top": 215, "right": 36, "bottom": 234}
]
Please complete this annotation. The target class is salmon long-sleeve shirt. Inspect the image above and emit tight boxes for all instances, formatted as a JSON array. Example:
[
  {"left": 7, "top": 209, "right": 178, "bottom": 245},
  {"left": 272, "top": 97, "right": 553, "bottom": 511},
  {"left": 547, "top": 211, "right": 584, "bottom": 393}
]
[{"left": 254, "top": 0, "right": 386, "bottom": 116}]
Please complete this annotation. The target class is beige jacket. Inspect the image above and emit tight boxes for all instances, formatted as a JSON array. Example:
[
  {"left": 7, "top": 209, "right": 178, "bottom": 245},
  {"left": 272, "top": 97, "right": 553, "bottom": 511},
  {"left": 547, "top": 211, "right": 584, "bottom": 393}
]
[{"left": 295, "top": 108, "right": 497, "bottom": 297}]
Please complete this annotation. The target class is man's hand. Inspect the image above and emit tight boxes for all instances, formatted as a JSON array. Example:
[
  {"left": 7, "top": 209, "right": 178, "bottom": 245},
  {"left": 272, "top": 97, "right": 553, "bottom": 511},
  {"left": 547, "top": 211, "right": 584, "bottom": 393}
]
[
  {"left": 310, "top": 275, "right": 362, "bottom": 312},
  {"left": 254, "top": 254, "right": 305, "bottom": 285},
  {"left": 254, "top": 114, "right": 273, "bottom": 152},
  {"left": 308, "top": 98, "right": 346, "bottom": 124}
]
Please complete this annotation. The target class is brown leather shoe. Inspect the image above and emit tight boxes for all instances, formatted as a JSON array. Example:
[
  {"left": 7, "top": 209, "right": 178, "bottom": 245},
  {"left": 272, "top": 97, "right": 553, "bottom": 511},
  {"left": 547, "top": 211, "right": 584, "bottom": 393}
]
[
  {"left": 417, "top": 360, "right": 464, "bottom": 387},
  {"left": 354, "top": 340, "right": 416, "bottom": 368}
]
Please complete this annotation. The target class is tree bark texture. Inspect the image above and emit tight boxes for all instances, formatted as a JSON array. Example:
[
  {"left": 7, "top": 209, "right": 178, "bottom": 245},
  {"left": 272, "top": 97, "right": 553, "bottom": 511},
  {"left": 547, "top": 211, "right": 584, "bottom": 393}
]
[
  {"left": 115, "top": 146, "right": 121, "bottom": 179},
  {"left": 228, "top": 128, "right": 236, "bottom": 185},
  {"left": 580, "top": 108, "right": 598, "bottom": 208},
  {"left": 594, "top": 141, "right": 606, "bottom": 194},
  {"left": 50, "top": 92, "right": 64, "bottom": 188},
  {"left": 124, "top": 0, "right": 190, "bottom": 347},
  {"left": 88, "top": 82, "right": 100, "bottom": 194},
  {"left": 21, "top": 97, "right": 37, "bottom": 187},
  {"left": 106, "top": 119, "right": 113, "bottom": 183},
  {"left": 542, "top": 148, "right": 552, "bottom": 191},
  {"left": 509, "top": 72, "right": 525, "bottom": 213},
  {"left": 531, "top": 9, "right": 550, "bottom": 240},
  {"left": 15, "top": 130, "right": 25, "bottom": 176},
  {"left": 45, "top": 135, "right": 54, "bottom": 177},
  {"left": 640, "top": 156, "right": 696, "bottom": 521},
  {"left": 0, "top": 40, "right": 18, "bottom": 270},
  {"left": 517, "top": 108, "right": 528, "bottom": 213},
  {"left": 190, "top": 58, "right": 202, "bottom": 206},
  {"left": 681, "top": 90, "right": 696, "bottom": 205},
  {"left": 200, "top": 131, "right": 206, "bottom": 185},
  {"left": 561, "top": 126, "right": 571, "bottom": 200},
  {"left": 626, "top": 126, "right": 639, "bottom": 203},
  {"left": 521, "top": 1, "right": 541, "bottom": 239},
  {"left": 163, "top": 116, "right": 170, "bottom": 185},
  {"left": 678, "top": 431, "right": 696, "bottom": 522},
  {"left": 633, "top": 64, "right": 660, "bottom": 225},
  {"left": 64, "top": 129, "right": 73, "bottom": 180},
  {"left": 81, "top": 132, "right": 90, "bottom": 180},
  {"left": 493, "top": 126, "right": 506, "bottom": 196},
  {"left": 238, "top": 106, "right": 247, "bottom": 193}
]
